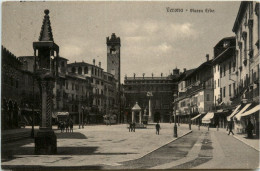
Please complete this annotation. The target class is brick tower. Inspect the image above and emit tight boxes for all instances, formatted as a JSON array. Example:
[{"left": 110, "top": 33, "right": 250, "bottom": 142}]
[
  {"left": 106, "top": 33, "right": 121, "bottom": 122},
  {"left": 106, "top": 33, "right": 121, "bottom": 87}
]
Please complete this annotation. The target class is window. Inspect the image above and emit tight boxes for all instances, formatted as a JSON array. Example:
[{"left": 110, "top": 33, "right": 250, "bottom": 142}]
[
  {"left": 91, "top": 67, "right": 94, "bottom": 75},
  {"left": 233, "top": 61, "right": 236, "bottom": 72},
  {"left": 72, "top": 67, "right": 76, "bottom": 73},
  {"left": 72, "top": 83, "right": 74, "bottom": 90},
  {"left": 95, "top": 68, "right": 97, "bottom": 75},
  {"left": 84, "top": 67, "right": 88, "bottom": 74},
  {"left": 220, "top": 67, "right": 222, "bottom": 78},
  {"left": 214, "top": 80, "right": 216, "bottom": 89},
  {"left": 223, "top": 87, "right": 226, "bottom": 98},
  {"left": 206, "top": 94, "right": 210, "bottom": 101},
  {"left": 229, "top": 84, "right": 231, "bottom": 96},
  {"left": 233, "top": 83, "right": 236, "bottom": 96},
  {"left": 96, "top": 80, "right": 99, "bottom": 84},
  {"left": 229, "top": 62, "right": 231, "bottom": 74},
  {"left": 66, "top": 82, "right": 68, "bottom": 89},
  {"left": 72, "top": 94, "right": 74, "bottom": 101},
  {"left": 78, "top": 67, "right": 82, "bottom": 75},
  {"left": 223, "top": 64, "right": 226, "bottom": 76},
  {"left": 220, "top": 88, "right": 222, "bottom": 99}
]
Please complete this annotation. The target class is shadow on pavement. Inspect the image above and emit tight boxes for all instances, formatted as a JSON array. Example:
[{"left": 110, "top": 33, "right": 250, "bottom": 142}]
[
  {"left": 56, "top": 132, "right": 87, "bottom": 139},
  {"left": 2, "top": 165, "right": 102, "bottom": 170}
]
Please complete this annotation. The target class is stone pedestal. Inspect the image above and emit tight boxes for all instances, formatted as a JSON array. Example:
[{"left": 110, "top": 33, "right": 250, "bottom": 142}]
[
  {"left": 35, "top": 78, "right": 57, "bottom": 155},
  {"left": 35, "top": 129, "right": 57, "bottom": 155}
]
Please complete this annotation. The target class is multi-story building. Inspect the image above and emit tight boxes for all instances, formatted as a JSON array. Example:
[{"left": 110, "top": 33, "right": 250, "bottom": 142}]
[
  {"left": 67, "top": 60, "right": 118, "bottom": 123},
  {"left": 175, "top": 55, "right": 214, "bottom": 125},
  {"left": 231, "top": 1, "right": 259, "bottom": 134},
  {"left": 124, "top": 69, "right": 180, "bottom": 123},
  {"left": 212, "top": 37, "right": 237, "bottom": 128},
  {"left": 2, "top": 47, "right": 41, "bottom": 129}
]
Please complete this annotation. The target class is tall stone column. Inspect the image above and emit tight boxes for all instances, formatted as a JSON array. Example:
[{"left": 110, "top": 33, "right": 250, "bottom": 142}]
[
  {"left": 147, "top": 91, "right": 153, "bottom": 123},
  {"left": 132, "top": 111, "right": 135, "bottom": 123},
  {"left": 148, "top": 98, "right": 153, "bottom": 122}
]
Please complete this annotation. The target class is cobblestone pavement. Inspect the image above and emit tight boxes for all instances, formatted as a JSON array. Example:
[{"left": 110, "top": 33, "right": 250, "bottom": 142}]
[
  {"left": 104, "top": 126, "right": 259, "bottom": 170},
  {"left": 2, "top": 124, "right": 259, "bottom": 170},
  {"left": 1, "top": 123, "right": 190, "bottom": 169}
]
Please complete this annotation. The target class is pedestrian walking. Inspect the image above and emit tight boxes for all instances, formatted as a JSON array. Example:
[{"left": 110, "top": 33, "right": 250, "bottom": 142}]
[
  {"left": 60, "top": 121, "right": 65, "bottom": 133},
  {"left": 129, "top": 122, "right": 132, "bottom": 132},
  {"left": 69, "top": 119, "right": 73, "bottom": 133},
  {"left": 246, "top": 120, "right": 254, "bottom": 138},
  {"left": 65, "top": 121, "right": 69, "bottom": 133},
  {"left": 227, "top": 119, "right": 234, "bottom": 135},
  {"left": 132, "top": 122, "right": 136, "bottom": 132},
  {"left": 156, "top": 122, "right": 160, "bottom": 135}
]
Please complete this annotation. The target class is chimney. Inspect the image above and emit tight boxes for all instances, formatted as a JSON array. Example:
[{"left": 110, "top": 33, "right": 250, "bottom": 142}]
[
  {"left": 93, "top": 59, "right": 95, "bottom": 65},
  {"left": 99, "top": 62, "right": 101, "bottom": 68},
  {"left": 206, "top": 54, "right": 209, "bottom": 61},
  {"left": 183, "top": 68, "right": 186, "bottom": 72}
]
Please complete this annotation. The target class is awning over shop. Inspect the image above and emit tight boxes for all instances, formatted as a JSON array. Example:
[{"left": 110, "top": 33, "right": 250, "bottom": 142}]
[
  {"left": 227, "top": 105, "right": 241, "bottom": 121},
  {"left": 202, "top": 112, "right": 214, "bottom": 124},
  {"left": 241, "top": 104, "right": 260, "bottom": 118},
  {"left": 191, "top": 114, "right": 202, "bottom": 121},
  {"left": 234, "top": 103, "right": 252, "bottom": 121}
]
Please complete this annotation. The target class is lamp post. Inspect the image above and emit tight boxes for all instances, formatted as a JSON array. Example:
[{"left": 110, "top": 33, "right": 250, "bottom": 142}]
[
  {"left": 81, "top": 106, "right": 85, "bottom": 129},
  {"left": 173, "top": 93, "right": 177, "bottom": 137},
  {"left": 189, "top": 105, "right": 192, "bottom": 130}
]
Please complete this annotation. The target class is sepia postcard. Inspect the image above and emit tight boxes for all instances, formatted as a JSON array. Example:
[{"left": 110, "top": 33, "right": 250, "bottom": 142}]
[{"left": 1, "top": 0, "right": 259, "bottom": 170}]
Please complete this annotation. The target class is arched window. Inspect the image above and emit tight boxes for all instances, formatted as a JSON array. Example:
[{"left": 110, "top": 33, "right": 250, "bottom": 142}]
[
  {"left": 72, "top": 67, "right": 76, "bottom": 73},
  {"left": 84, "top": 67, "right": 88, "bottom": 74},
  {"left": 78, "top": 67, "right": 82, "bottom": 75}
]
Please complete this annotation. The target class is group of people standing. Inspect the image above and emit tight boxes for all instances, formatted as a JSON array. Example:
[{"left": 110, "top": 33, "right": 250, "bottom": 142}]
[
  {"left": 58, "top": 119, "right": 73, "bottom": 133},
  {"left": 129, "top": 122, "right": 136, "bottom": 132},
  {"left": 227, "top": 118, "right": 254, "bottom": 138}
]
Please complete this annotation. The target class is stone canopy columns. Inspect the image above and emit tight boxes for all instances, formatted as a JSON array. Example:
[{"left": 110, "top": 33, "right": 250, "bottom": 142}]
[{"left": 139, "top": 110, "right": 142, "bottom": 124}]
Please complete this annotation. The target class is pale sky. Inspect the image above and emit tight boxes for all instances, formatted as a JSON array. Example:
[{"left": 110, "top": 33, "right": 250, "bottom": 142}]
[{"left": 2, "top": 1, "right": 240, "bottom": 82}]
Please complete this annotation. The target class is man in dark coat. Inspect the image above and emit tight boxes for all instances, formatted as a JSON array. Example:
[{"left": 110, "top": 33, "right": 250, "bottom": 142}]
[
  {"left": 246, "top": 120, "right": 254, "bottom": 138},
  {"left": 228, "top": 119, "right": 234, "bottom": 135},
  {"left": 156, "top": 122, "right": 161, "bottom": 135}
]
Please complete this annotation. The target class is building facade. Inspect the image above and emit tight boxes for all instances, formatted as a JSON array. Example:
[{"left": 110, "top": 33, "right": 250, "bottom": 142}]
[
  {"left": 124, "top": 70, "right": 180, "bottom": 123},
  {"left": 231, "top": 1, "right": 259, "bottom": 135},
  {"left": 175, "top": 56, "right": 214, "bottom": 125}
]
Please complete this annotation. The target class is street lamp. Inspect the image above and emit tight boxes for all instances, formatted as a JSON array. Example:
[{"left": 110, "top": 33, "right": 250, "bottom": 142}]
[
  {"left": 189, "top": 105, "right": 191, "bottom": 130},
  {"left": 79, "top": 107, "right": 81, "bottom": 129},
  {"left": 81, "top": 106, "right": 85, "bottom": 129},
  {"left": 173, "top": 93, "right": 178, "bottom": 137}
]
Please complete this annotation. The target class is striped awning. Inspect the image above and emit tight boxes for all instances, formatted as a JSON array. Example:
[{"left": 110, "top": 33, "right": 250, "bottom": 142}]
[
  {"left": 241, "top": 104, "right": 260, "bottom": 118},
  {"left": 202, "top": 112, "right": 214, "bottom": 124},
  {"left": 234, "top": 103, "right": 252, "bottom": 121},
  {"left": 191, "top": 114, "right": 202, "bottom": 121},
  {"left": 227, "top": 105, "right": 241, "bottom": 121}
]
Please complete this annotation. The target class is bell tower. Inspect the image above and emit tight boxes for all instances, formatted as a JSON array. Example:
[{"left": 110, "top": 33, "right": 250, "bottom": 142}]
[{"left": 106, "top": 33, "right": 121, "bottom": 86}]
